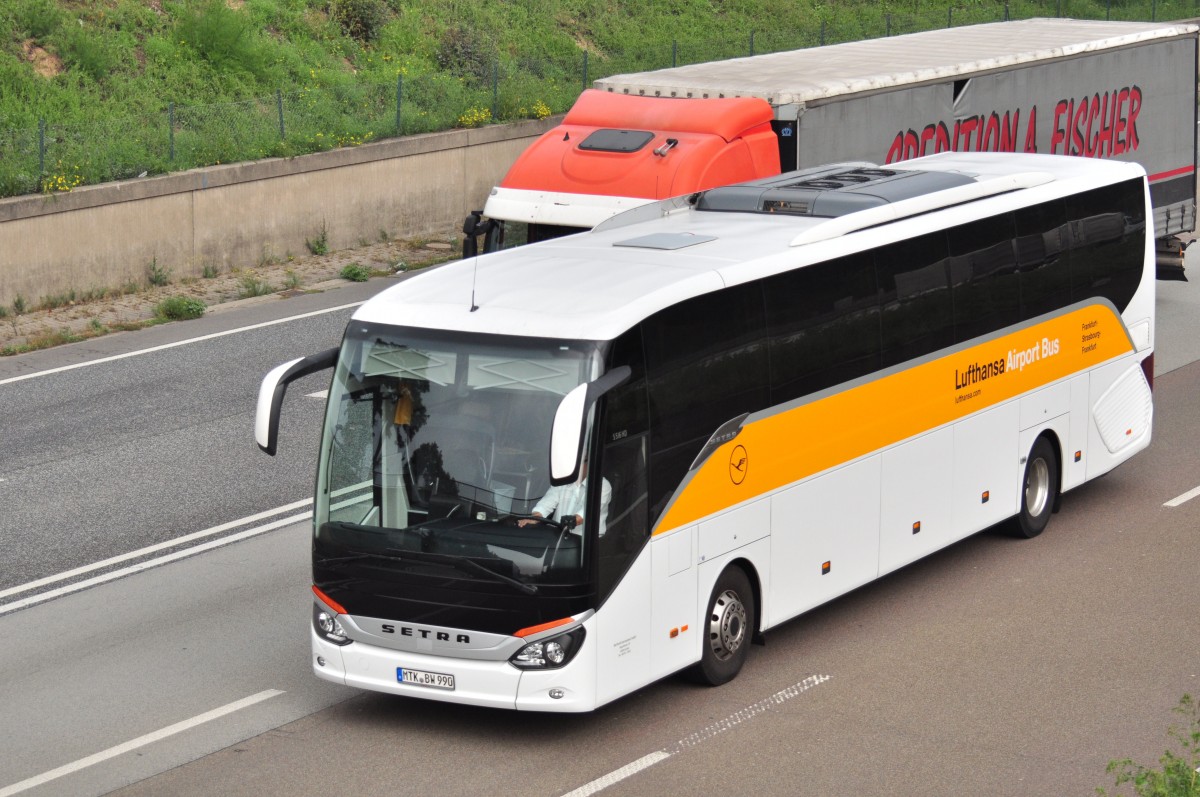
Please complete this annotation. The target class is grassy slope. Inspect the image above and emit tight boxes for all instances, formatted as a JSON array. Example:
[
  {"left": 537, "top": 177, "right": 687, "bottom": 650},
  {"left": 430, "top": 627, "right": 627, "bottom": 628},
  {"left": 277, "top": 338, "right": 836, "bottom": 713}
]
[
  {"left": 9, "top": 0, "right": 1167, "bottom": 124},
  {"left": 0, "top": 0, "right": 1179, "bottom": 193},
  {"left": 0, "top": 0, "right": 834, "bottom": 124}
]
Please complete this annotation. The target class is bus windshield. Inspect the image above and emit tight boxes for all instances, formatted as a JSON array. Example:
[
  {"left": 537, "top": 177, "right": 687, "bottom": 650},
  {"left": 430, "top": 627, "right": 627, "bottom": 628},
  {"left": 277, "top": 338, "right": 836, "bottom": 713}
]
[{"left": 314, "top": 322, "right": 606, "bottom": 602}]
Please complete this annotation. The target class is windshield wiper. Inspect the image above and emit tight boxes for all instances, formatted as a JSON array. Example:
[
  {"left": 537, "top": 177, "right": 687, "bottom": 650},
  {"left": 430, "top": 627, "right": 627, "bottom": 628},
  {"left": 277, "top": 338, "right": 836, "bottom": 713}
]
[
  {"left": 436, "top": 554, "right": 538, "bottom": 596},
  {"left": 318, "top": 547, "right": 538, "bottom": 596},
  {"left": 320, "top": 551, "right": 410, "bottom": 565}
]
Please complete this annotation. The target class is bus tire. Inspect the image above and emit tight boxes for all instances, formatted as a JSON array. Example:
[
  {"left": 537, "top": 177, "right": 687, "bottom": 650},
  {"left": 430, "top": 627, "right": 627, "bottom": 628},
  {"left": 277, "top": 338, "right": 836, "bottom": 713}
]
[
  {"left": 689, "top": 565, "right": 755, "bottom": 686},
  {"left": 1014, "top": 436, "right": 1059, "bottom": 539}
]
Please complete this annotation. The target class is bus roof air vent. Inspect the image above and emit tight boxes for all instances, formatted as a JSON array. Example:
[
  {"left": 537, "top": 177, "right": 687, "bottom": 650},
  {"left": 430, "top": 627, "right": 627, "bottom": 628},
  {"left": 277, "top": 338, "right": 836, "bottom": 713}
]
[
  {"left": 694, "top": 165, "right": 977, "bottom": 218},
  {"left": 788, "top": 170, "right": 1055, "bottom": 247}
]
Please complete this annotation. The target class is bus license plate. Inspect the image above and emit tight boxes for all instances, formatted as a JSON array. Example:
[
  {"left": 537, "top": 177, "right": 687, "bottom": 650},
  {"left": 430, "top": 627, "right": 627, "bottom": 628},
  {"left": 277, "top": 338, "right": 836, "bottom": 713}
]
[{"left": 397, "top": 667, "right": 455, "bottom": 690}]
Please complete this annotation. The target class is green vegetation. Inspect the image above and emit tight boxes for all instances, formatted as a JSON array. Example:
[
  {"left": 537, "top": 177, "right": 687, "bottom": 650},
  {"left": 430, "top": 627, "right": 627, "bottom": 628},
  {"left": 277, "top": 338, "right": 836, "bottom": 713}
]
[
  {"left": 146, "top": 257, "right": 171, "bottom": 287},
  {"left": 305, "top": 220, "right": 329, "bottom": 256},
  {"left": 339, "top": 262, "right": 371, "bottom": 282},
  {"left": 0, "top": 315, "right": 159, "bottom": 356},
  {"left": 154, "top": 295, "right": 206, "bottom": 320},
  {"left": 0, "top": 0, "right": 1187, "bottom": 197},
  {"left": 37, "top": 289, "right": 71, "bottom": 310},
  {"left": 237, "top": 272, "right": 274, "bottom": 298},
  {"left": 1100, "top": 695, "right": 1200, "bottom": 797}
]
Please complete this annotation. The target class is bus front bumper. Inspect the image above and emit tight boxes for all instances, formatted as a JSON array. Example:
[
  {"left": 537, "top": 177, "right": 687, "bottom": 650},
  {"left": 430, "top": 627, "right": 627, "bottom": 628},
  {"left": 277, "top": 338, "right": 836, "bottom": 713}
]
[{"left": 311, "top": 629, "right": 597, "bottom": 712}]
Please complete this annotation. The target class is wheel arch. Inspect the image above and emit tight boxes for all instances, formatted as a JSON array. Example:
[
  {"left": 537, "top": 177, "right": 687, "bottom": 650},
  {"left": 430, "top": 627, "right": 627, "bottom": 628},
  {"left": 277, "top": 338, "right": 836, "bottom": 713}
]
[
  {"left": 1032, "top": 427, "right": 1065, "bottom": 512},
  {"left": 726, "top": 556, "right": 765, "bottom": 639}
]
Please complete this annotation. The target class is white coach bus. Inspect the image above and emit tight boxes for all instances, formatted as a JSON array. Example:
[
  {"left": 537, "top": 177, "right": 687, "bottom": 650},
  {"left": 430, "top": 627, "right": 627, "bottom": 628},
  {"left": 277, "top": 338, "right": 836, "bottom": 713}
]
[{"left": 256, "top": 152, "right": 1154, "bottom": 711}]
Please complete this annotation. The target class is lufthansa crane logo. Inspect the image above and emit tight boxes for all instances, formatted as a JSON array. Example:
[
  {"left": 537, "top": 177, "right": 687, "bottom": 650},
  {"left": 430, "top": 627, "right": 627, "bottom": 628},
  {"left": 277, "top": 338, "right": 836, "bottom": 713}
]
[{"left": 729, "top": 445, "right": 748, "bottom": 485}]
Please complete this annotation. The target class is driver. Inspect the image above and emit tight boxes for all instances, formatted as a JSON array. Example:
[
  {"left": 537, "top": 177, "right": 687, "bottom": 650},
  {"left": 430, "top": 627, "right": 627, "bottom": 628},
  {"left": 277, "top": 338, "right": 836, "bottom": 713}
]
[{"left": 519, "top": 457, "right": 611, "bottom": 536}]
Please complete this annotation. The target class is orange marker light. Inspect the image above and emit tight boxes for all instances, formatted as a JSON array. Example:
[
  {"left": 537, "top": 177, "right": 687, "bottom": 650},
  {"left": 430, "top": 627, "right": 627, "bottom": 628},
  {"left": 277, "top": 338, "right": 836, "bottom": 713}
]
[
  {"left": 1075, "top": 451, "right": 1082, "bottom": 462},
  {"left": 670, "top": 628, "right": 679, "bottom": 639},
  {"left": 312, "top": 585, "right": 347, "bottom": 615},
  {"left": 514, "top": 617, "right": 573, "bottom": 638},
  {"left": 981, "top": 490, "right": 990, "bottom": 503},
  {"left": 681, "top": 625, "right": 688, "bottom": 633},
  {"left": 912, "top": 521, "right": 921, "bottom": 534},
  {"left": 821, "top": 561, "right": 831, "bottom": 575}
]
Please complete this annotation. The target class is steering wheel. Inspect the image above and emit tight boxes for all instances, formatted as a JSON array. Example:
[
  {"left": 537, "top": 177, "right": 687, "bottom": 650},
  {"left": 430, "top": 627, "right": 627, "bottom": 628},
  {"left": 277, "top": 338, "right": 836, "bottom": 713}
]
[
  {"left": 525, "top": 515, "right": 578, "bottom": 570},
  {"left": 522, "top": 514, "right": 571, "bottom": 531}
]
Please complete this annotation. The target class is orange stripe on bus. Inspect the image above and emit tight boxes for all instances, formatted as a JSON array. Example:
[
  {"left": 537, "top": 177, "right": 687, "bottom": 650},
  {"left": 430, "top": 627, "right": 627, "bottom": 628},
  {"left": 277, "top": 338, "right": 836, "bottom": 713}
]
[{"left": 655, "top": 304, "right": 1135, "bottom": 534}]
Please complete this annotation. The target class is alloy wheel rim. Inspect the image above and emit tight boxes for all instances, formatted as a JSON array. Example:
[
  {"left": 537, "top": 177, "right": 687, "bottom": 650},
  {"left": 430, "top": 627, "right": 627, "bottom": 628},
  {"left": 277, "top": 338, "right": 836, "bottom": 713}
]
[
  {"left": 1026, "top": 457, "right": 1050, "bottom": 518},
  {"left": 708, "top": 589, "right": 747, "bottom": 661}
]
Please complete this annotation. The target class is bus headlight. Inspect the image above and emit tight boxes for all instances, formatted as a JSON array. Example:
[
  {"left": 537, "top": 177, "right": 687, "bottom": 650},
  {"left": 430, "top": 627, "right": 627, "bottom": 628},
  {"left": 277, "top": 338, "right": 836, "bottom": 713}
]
[
  {"left": 510, "top": 627, "right": 585, "bottom": 669},
  {"left": 313, "top": 602, "right": 352, "bottom": 646}
]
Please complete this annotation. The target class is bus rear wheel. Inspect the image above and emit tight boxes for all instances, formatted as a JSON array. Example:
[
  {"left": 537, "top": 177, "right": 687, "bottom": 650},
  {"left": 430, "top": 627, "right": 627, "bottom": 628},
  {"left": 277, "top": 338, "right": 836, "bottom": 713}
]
[
  {"left": 689, "top": 565, "right": 755, "bottom": 686},
  {"left": 1014, "top": 436, "right": 1059, "bottom": 539}
]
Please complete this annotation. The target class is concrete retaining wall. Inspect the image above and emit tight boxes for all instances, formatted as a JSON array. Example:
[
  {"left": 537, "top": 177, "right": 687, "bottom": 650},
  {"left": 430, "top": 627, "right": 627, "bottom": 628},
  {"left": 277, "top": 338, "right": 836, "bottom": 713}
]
[{"left": 0, "top": 116, "right": 558, "bottom": 308}]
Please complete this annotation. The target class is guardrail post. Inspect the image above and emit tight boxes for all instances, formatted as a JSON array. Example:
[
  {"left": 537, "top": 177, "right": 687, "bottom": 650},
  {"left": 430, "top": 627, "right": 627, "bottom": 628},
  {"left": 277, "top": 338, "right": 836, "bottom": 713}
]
[
  {"left": 168, "top": 101, "right": 175, "bottom": 161},
  {"left": 750, "top": 30, "right": 755, "bottom": 57},
  {"left": 948, "top": 6, "right": 953, "bottom": 27},
  {"left": 1105, "top": 0, "right": 1110, "bottom": 20},
  {"left": 672, "top": 40, "right": 677, "bottom": 67},
  {"left": 276, "top": 89, "right": 285, "bottom": 140},
  {"left": 400, "top": 73, "right": 410, "bottom": 134},
  {"left": 491, "top": 60, "right": 498, "bottom": 119},
  {"left": 820, "top": 20, "right": 826, "bottom": 46},
  {"left": 886, "top": 14, "right": 892, "bottom": 36},
  {"left": 582, "top": 50, "right": 588, "bottom": 92},
  {"left": 1004, "top": 3, "right": 1009, "bottom": 20},
  {"left": 37, "top": 118, "right": 45, "bottom": 191}
]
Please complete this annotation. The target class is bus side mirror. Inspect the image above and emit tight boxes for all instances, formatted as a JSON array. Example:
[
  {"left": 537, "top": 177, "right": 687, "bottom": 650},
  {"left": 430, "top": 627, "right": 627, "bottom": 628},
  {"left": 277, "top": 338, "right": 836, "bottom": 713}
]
[
  {"left": 549, "top": 366, "right": 631, "bottom": 485},
  {"left": 255, "top": 348, "right": 338, "bottom": 456}
]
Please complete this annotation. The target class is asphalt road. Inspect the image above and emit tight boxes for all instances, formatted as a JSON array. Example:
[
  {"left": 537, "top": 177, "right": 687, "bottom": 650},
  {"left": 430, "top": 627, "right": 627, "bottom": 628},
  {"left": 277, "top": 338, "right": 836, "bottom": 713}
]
[
  {"left": 0, "top": 266, "right": 1196, "bottom": 797},
  {"left": 0, "top": 283, "right": 386, "bottom": 593},
  {"left": 122, "top": 359, "right": 1200, "bottom": 797}
]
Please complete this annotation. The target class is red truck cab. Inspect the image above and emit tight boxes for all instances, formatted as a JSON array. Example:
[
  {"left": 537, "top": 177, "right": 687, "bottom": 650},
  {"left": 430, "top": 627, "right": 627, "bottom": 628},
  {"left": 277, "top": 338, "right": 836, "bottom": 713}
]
[{"left": 468, "top": 90, "right": 780, "bottom": 252}]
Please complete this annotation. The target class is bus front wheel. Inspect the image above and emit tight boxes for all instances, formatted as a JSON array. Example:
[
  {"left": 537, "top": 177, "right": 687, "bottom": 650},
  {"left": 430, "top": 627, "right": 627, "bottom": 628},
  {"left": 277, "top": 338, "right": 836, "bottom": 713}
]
[
  {"left": 1014, "top": 436, "right": 1059, "bottom": 539},
  {"left": 689, "top": 565, "right": 755, "bottom": 686}
]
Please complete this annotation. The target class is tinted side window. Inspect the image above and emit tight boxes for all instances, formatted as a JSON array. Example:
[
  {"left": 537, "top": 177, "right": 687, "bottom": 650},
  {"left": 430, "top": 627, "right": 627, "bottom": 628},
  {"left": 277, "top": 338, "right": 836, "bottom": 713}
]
[
  {"left": 643, "top": 283, "right": 768, "bottom": 523},
  {"left": 1014, "top": 198, "right": 1073, "bottom": 320},
  {"left": 876, "top": 232, "right": 953, "bottom": 367},
  {"left": 1066, "top": 178, "right": 1145, "bottom": 312},
  {"left": 602, "top": 327, "right": 649, "bottom": 443},
  {"left": 597, "top": 327, "right": 649, "bottom": 600},
  {"left": 949, "top": 214, "right": 1021, "bottom": 341},
  {"left": 764, "top": 252, "right": 880, "bottom": 403}
]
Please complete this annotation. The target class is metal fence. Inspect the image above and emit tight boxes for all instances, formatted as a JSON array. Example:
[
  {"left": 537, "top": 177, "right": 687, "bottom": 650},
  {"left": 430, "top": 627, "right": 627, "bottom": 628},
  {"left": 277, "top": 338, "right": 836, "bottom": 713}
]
[{"left": 3, "top": 0, "right": 1197, "bottom": 198}]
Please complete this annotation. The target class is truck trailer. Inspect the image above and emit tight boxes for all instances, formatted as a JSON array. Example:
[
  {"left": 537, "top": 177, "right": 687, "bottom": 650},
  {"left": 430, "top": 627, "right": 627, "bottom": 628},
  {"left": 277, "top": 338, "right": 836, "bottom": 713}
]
[{"left": 475, "top": 18, "right": 1197, "bottom": 276}]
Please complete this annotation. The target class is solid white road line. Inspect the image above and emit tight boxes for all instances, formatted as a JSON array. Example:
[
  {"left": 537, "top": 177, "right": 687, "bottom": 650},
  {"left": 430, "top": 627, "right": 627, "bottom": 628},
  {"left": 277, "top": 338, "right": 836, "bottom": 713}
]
[
  {"left": 0, "top": 498, "right": 312, "bottom": 602},
  {"left": 1164, "top": 484, "right": 1200, "bottom": 507},
  {"left": 0, "top": 689, "right": 285, "bottom": 797},
  {"left": 0, "top": 301, "right": 363, "bottom": 387},
  {"left": 558, "top": 675, "right": 831, "bottom": 797},
  {"left": 0, "top": 511, "right": 311, "bottom": 615}
]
